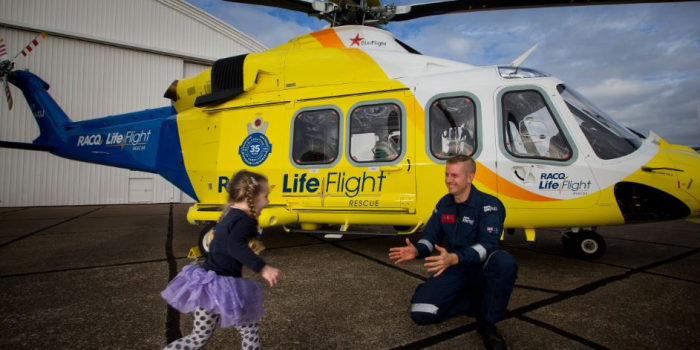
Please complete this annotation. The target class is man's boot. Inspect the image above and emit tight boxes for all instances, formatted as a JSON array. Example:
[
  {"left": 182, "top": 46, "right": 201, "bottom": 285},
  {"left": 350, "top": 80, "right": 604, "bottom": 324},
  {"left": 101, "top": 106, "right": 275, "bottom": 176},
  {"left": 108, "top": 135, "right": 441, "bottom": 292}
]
[{"left": 477, "top": 320, "right": 507, "bottom": 350}]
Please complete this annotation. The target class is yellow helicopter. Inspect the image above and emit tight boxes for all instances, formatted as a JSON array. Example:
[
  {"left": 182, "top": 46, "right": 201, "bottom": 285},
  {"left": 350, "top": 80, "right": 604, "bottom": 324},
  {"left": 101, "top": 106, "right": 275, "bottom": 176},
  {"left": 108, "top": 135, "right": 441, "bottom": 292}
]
[{"left": 1, "top": 0, "right": 698, "bottom": 260}]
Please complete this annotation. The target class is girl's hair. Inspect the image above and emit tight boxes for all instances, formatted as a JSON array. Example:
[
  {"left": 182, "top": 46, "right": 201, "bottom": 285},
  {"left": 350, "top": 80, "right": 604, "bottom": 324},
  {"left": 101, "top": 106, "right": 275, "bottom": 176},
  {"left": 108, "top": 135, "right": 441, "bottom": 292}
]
[{"left": 226, "top": 170, "right": 268, "bottom": 223}]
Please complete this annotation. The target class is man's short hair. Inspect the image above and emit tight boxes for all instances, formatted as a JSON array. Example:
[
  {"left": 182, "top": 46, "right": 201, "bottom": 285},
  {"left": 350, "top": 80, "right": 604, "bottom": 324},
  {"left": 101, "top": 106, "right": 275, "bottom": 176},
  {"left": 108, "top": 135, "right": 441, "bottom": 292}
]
[{"left": 446, "top": 155, "right": 476, "bottom": 175}]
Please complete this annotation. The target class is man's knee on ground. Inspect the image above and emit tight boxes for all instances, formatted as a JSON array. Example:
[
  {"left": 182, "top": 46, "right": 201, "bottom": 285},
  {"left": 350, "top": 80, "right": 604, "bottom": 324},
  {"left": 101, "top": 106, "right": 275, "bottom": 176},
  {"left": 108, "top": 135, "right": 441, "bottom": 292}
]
[
  {"left": 410, "top": 302, "right": 441, "bottom": 325},
  {"left": 411, "top": 311, "right": 440, "bottom": 325},
  {"left": 484, "top": 251, "right": 518, "bottom": 277}
]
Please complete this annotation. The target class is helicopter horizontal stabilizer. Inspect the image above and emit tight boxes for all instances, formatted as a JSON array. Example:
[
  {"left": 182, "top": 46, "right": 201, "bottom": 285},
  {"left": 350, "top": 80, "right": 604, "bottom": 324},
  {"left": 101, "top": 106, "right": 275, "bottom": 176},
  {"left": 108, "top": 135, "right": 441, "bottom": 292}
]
[{"left": 0, "top": 140, "right": 54, "bottom": 152}]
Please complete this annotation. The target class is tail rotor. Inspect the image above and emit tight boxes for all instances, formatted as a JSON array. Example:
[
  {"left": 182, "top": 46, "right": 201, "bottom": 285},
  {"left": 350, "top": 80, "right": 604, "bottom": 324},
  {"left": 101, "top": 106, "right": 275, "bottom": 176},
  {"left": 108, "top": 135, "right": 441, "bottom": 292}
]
[
  {"left": 2, "top": 76, "right": 11, "bottom": 111},
  {"left": 0, "top": 32, "right": 47, "bottom": 110}
]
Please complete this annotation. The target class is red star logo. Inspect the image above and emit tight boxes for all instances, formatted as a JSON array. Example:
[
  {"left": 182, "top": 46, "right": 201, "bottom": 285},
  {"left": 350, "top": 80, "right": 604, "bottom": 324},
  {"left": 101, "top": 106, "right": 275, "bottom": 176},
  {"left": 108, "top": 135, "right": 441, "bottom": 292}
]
[{"left": 349, "top": 34, "right": 363, "bottom": 47}]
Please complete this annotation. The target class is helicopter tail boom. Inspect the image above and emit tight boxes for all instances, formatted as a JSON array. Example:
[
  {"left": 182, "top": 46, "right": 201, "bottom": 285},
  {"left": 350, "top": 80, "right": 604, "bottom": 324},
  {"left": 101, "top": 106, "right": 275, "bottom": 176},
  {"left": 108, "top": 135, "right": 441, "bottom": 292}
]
[{"left": 2, "top": 70, "right": 198, "bottom": 200}]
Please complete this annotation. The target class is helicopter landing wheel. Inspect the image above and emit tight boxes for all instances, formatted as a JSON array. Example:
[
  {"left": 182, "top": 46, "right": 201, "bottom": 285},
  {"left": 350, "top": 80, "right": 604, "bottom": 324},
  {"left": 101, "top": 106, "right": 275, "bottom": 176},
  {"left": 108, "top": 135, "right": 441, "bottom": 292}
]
[
  {"left": 198, "top": 222, "right": 216, "bottom": 257},
  {"left": 562, "top": 230, "right": 606, "bottom": 260}
]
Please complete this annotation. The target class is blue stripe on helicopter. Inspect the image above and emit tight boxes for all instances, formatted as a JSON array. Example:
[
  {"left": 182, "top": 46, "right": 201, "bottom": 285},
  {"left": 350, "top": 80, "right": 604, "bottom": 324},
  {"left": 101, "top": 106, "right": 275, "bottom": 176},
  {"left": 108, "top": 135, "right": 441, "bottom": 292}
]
[{"left": 9, "top": 70, "right": 198, "bottom": 201}]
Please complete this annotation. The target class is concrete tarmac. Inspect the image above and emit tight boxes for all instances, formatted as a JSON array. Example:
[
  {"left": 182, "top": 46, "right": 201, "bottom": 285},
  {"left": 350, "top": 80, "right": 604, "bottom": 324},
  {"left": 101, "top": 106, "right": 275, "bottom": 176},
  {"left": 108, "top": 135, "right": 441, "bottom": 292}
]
[{"left": 0, "top": 204, "right": 698, "bottom": 350}]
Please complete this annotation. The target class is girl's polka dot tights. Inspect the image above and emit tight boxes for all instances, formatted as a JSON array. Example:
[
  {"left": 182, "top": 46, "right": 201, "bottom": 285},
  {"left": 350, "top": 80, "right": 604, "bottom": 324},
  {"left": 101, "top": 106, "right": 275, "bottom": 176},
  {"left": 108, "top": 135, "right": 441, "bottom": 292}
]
[{"left": 163, "top": 307, "right": 261, "bottom": 350}]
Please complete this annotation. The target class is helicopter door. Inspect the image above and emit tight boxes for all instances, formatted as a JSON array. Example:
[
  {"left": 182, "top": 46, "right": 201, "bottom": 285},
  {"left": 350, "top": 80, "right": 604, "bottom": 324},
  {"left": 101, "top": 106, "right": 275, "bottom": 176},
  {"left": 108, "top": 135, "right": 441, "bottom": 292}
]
[
  {"left": 319, "top": 98, "right": 416, "bottom": 213},
  {"left": 496, "top": 87, "right": 600, "bottom": 209}
]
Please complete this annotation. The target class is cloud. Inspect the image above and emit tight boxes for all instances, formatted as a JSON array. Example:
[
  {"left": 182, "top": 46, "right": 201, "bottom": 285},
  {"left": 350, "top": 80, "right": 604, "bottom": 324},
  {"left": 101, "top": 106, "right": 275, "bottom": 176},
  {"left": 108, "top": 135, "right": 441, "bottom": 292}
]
[
  {"left": 574, "top": 77, "right": 700, "bottom": 146},
  {"left": 577, "top": 79, "right": 665, "bottom": 111},
  {"left": 393, "top": 3, "right": 700, "bottom": 146},
  {"left": 188, "top": 1, "right": 700, "bottom": 146}
]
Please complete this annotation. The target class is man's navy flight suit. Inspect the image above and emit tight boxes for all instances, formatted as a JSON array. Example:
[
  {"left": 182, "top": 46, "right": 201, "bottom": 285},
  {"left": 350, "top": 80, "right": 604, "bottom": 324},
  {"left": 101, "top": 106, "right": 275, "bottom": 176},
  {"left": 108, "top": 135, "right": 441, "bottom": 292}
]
[{"left": 411, "top": 185, "right": 518, "bottom": 326}]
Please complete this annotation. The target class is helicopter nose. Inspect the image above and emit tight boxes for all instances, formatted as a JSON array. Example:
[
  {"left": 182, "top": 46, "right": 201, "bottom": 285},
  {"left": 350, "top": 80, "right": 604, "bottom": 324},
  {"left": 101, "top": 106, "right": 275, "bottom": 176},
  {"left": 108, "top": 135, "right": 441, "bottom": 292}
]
[{"left": 613, "top": 146, "right": 700, "bottom": 223}]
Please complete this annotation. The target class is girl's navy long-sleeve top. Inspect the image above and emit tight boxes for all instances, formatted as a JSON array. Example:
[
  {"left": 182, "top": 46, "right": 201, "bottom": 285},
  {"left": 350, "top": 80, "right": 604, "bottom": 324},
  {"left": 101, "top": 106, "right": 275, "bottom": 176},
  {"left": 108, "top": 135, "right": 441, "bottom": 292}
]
[{"left": 203, "top": 208, "right": 266, "bottom": 277}]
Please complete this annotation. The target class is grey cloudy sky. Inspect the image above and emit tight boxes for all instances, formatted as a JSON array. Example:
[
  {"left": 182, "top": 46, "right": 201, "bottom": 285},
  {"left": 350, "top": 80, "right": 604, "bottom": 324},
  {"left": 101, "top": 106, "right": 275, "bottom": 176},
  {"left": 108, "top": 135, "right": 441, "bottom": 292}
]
[{"left": 187, "top": 0, "right": 700, "bottom": 147}]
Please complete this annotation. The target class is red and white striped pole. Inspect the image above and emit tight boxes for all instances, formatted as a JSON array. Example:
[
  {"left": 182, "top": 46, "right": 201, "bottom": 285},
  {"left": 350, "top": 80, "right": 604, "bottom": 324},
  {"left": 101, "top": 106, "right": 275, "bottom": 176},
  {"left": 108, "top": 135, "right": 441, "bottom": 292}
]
[
  {"left": 1, "top": 32, "right": 48, "bottom": 110},
  {"left": 1, "top": 37, "right": 11, "bottom": 110},
  {"left": 3, "top": 77, "right": 12, "bottom": 110},
  {"left": 12, "top": 32, "right": 47, "bottom": 61},
  {"left": 0, "top": 38, "right": 8, "bottom": 62}
]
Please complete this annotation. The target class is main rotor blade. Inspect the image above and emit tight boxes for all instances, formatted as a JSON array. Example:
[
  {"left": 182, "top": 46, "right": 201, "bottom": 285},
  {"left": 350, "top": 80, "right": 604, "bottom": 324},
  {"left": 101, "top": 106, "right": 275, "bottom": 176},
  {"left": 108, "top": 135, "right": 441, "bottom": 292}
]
[
  {"left": 221, "top": 0, "right": 319, "bottom": 14},
  {"left": 392, "top": 0, "right": 696, "bottom": 22}
]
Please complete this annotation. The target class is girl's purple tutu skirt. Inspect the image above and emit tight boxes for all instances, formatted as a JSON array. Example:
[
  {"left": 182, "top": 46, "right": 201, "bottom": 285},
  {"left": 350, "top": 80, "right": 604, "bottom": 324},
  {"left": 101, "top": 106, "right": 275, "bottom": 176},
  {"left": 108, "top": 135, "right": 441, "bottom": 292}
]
[{"left": 161, "top": 264, "right": 263, "bottom": 328}]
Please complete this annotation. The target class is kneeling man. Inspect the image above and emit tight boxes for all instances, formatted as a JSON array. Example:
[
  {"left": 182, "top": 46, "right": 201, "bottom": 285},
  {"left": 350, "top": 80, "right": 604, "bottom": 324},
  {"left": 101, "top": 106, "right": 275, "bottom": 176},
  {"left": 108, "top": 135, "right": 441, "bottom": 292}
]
[{"left": 389, "top": 155, "right": 518, "bottom": 350}]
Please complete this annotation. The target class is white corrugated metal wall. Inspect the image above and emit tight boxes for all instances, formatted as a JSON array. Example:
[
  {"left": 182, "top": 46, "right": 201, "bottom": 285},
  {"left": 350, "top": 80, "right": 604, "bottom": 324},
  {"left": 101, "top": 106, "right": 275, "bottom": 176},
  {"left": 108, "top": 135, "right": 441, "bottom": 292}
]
[{"left": 0, "top": 0, "right": 265, "bottom": 207}]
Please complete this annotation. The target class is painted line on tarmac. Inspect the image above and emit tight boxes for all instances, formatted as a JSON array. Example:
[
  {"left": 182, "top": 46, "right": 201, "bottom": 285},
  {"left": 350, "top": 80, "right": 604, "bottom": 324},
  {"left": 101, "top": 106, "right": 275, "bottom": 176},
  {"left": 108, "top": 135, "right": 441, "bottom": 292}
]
[
  {"left": 340, "top": 239, "right": 698, "bottom": 349},
  {"left": 0, "top": 207, "right": 28, "bottom": 216},
  {"left": 265, "top": 242, "right": 330, "bottom": 251},
  {"left": 641, "top": 271, "right": 700, "bottom": 285},
  {"left": 165, "top": 203, "right": 183, "bottom": 344},
  {"left": 0, "top": 206, "right": 105, "bottom": 249},
  {"left": 515, "top": 315, "right": 611, "bottom": 350},
  {"left": 33, "top": 227, "right": 158, "bottom": 236},
  {"left": 0, "top": 258, "right": 169, "bottom": 278},
  {"left": 500, "top": 248, "right": 700, "bottom": 350},
  {"left": 389, "top": 322, "right": 479, "bottom": 350},
  {"left": 515, "top": 247, "right": 700, "bottom": 310},
  {"left": 304, "top": 233, "right": 429, "bottom": 281},
  {"left": 513, "top": 284, "right": 560, "bottom": 294},
  {"left": 315, "top": 237, "right": 562, "bottom": 295},
  {"left": 535, "top": 228, "right": 698, "bottom": 249},
  {"left": 507, "top": 244, "right": 699, "bottom": 283},
  {"left": 603, "top": 236, "right": 698, "bottom": 249},
  {"left": 83, "top": 213, "right": 169, "bottom": 219},
  {"left": 260, "top": 235, "right": 386, "bottom": 254}
]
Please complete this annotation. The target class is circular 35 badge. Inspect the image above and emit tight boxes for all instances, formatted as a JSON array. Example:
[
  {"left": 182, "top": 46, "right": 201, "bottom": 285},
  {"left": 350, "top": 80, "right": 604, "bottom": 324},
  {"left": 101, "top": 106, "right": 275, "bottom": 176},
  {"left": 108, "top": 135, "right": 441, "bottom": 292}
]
[{"left": 239, "top": 133, "right": 272, "bottom": 167}]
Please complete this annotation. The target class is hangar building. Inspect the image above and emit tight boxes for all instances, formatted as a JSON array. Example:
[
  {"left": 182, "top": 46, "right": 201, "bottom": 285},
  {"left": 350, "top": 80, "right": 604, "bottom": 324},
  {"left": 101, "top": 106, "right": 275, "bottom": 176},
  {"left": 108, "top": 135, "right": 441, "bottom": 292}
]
[{"left": 0, "top": 0, "right": 265, "bottom": 207}]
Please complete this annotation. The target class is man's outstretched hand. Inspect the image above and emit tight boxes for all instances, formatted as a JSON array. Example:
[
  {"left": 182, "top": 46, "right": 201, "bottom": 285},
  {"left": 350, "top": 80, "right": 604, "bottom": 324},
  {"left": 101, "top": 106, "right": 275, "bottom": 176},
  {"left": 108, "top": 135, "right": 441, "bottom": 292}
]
[
  {"left": 424, "top": 245, "right": 458, "bottom": 277},
  {"left": 389, "top": 238, "right": 418, "bottom": 264}
]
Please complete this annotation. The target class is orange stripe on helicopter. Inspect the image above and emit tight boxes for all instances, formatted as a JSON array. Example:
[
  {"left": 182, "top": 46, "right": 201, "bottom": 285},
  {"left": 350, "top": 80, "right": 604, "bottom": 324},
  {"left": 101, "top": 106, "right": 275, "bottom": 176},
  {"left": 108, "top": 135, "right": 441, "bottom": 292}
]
[
  {"left": 476, "top": 162, "right": 558, "bottom": 202},
  {"left": 307, "top": 30, "right": 553, "bottom": 203},
  {"left": 310, "top": 29, "right": 346, "bottom": 48},
  {"left": 414, "top": 102, "right": 554, "bottom": 202}
]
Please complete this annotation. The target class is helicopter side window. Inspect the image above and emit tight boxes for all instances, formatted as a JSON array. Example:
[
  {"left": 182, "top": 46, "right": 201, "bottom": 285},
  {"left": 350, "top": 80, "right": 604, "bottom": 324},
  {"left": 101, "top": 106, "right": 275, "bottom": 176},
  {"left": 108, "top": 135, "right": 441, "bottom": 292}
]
[
  {"left": 502, "top": 90, "right": 571, "bottom": 161},
  {"left": 429, "top": 96, "right": 477, "bottom": 159},
  {"left": 349, "top": 103, "right": 402, "bottom": 162},
  {"left": 292, "top": 109, "right": 340, "bottom": 165}
]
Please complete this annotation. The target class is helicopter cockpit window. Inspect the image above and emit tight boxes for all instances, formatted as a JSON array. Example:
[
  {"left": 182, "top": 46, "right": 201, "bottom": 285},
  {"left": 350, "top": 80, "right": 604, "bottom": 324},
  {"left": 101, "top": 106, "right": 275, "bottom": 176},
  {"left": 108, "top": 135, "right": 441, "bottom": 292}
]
[
  {"left": 557, "top": 84, "right": 642, "bottom": 160},
  {"left": 429, "top": 97, "right": 477, "bottom": 159},
  {"left": 349, "top": 103, "right": 402, "bottom": 163},
  {"left": 292, "top": 109, "right": 340, "bottom": 165},
  {"left": 502, "top": 90, "right": 571, "bottom": 160}
]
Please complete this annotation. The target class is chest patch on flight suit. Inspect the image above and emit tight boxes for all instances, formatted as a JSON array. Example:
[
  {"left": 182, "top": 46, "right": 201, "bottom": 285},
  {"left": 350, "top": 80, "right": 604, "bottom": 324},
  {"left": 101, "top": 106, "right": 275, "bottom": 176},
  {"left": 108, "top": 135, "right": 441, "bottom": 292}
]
[
  {"left": 441, "top": 214, "right": 455, "bottom": 223},
  {"left": 483, "top": 205, "right": 498, "bottom": 212},
  {"left": 462, "top": 216, "right": 475, "bottom": 225}
]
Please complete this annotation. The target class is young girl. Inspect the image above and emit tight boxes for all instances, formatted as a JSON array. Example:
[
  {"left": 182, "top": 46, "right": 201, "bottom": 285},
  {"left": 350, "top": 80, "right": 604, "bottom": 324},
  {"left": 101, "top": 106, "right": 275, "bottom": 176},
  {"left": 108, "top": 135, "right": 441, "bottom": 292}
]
[{"left": 161, "top": 170, "right": 280, "bottom": 350}]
